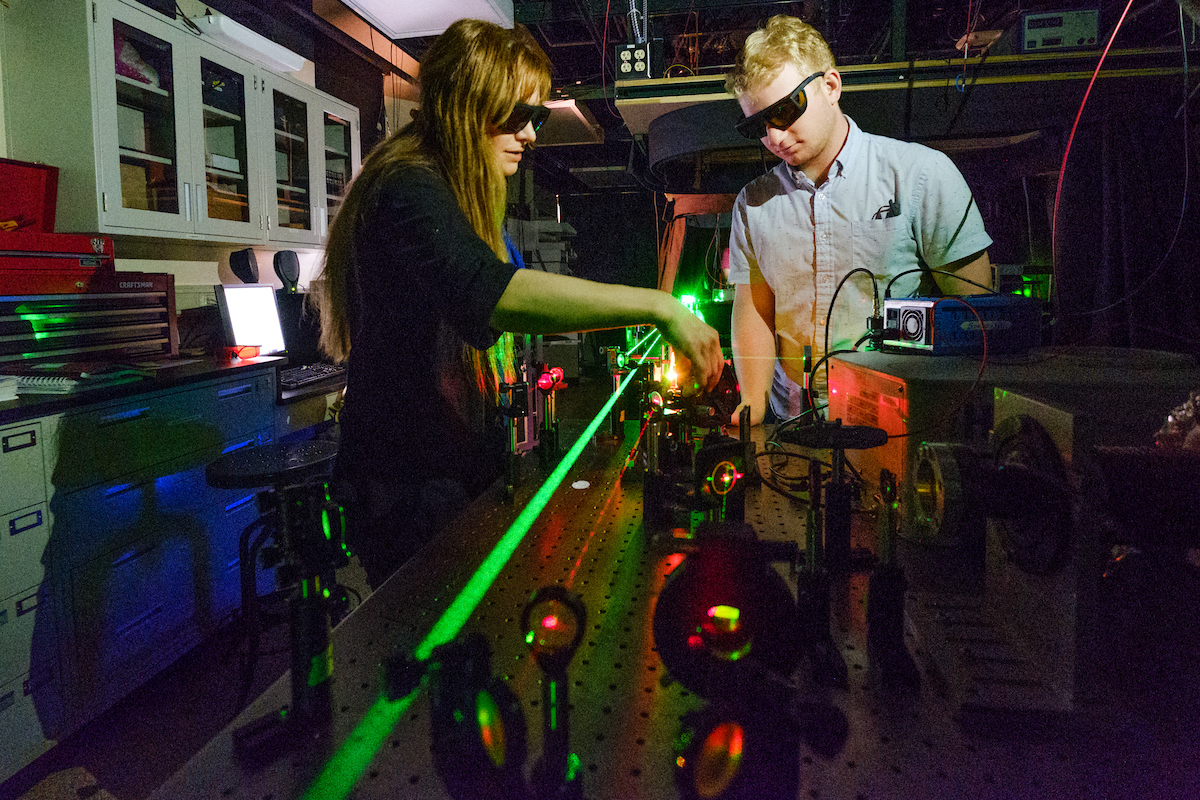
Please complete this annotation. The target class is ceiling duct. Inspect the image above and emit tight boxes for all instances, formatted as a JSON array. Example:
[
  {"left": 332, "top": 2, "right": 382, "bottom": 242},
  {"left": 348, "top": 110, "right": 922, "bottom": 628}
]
[
  {"left": 338, "top": 0, "right": 513, "bottom": 39},
  {"left": 568, "top": 166, "right": 639, "bottom": 189},
  {"left": 647, "top": 100, "right": 770, "bottom": 194},
  {"left": 538, "top": 100, "right": 605, "bottom": 147}
]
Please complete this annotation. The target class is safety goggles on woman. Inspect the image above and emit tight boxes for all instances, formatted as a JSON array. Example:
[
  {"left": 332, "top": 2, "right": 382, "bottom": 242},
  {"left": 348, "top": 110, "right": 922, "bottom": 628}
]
[{"left": 498, "top": 102, "right": 551, "bottom": 134}]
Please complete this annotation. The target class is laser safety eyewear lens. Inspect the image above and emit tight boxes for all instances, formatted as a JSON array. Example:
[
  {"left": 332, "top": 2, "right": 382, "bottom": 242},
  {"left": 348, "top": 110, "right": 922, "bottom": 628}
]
[
  {"left": 498, "top": 103, "right": 551, "bottom": 135},
  {"left": 734, "top": 72, "right": 825, "bottom": 140}
]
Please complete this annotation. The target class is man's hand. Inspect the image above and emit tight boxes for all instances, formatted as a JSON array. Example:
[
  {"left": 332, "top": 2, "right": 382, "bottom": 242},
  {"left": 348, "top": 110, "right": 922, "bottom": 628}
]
[{"left": 728, "top": 400, "right": 766, "bottom": 427}]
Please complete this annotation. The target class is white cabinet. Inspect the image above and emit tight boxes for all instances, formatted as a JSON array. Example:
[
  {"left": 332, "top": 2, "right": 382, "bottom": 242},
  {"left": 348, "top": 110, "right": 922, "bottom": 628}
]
[
  {"left": 0, "top": 421, "right": 59, "bottom": 785},
  {"left": 0, "top": 365, "right": 280, "bottom": 784},
  {"left": 2, "top": 0, "right": 359, "bottom": 245}
]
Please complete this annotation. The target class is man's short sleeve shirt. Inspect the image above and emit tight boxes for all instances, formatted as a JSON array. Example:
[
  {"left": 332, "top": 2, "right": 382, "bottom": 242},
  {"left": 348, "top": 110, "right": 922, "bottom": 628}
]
[{"left": 727, "top": 116, "right": 992, "bottom": 416}]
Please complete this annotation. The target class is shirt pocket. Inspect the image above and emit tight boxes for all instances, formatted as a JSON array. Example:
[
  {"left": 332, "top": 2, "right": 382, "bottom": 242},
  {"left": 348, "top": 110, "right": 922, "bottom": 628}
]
[{"left": 850, "top": 215, "right": 906, "bottom": 275}]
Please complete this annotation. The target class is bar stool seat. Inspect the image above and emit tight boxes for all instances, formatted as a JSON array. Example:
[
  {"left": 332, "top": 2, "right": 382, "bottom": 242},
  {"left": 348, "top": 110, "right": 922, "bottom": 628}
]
[{"left": 206, "top": 440, "right": 338, "bottom": 490}]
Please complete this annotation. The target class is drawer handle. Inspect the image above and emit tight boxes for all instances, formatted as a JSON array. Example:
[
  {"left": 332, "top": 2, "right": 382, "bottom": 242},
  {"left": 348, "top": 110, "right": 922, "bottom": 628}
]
[
  {"left": 112, "top": 543, "right": 155, "bottom": 568},
  {"left": 224, "top": 494, "right": 256, "bottom": 513},
  {"left": 16, "top": 592, "right": 38, "bottom": 617},
  {"left": 167, "top": 414, "right": 204, "bottom": 426},
  {"left": 2, "top": 429, "right": 36, "bottom": 453},
  {"left": 116, "top": 604, "right": 165, "bottom": 638},
  {"left": 105, "top": 481, "right": 149, "bottom": 499},
  {"left": 218, "top": 384, "right": 253, "bottom": 399},
  {"left": 0, "top": 690, "right": 13, "bottom": 714},
  {"left": 222, "top": 438, "right": 256, "bottom": 454},
  {"left": 9, "top": 509, "right": 44, "bottom": 536},
  {"left": 99, "top": 406, "right": 151, "bottom": 426}
]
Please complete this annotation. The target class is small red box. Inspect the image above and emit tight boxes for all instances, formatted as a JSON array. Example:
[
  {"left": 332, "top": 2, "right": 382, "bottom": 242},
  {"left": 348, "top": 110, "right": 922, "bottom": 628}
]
[
  {"left": 0, "top": 232, "right": 115, "bottom": 294},
  {"left": 0, "top": 157, "right": 60, "bottom": 233}
]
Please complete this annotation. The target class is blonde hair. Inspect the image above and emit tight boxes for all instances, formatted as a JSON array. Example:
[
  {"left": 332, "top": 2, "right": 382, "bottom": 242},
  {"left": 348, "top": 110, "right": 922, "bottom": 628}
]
[
  {"left": 726, "top": 15, "right": 836, "bottom": 98},
  {"left": 313, "top": 19, "right": 551, "bottom": 397}
]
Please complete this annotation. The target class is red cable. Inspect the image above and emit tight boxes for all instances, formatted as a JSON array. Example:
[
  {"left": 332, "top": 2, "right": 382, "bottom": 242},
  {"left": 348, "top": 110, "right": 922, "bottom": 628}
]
[{"left": 1051, "top": 0, "right": 1137, "bottom": 315}]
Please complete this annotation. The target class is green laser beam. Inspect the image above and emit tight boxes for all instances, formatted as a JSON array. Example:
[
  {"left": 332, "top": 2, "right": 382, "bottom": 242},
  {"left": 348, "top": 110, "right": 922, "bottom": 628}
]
[
  {"left": 416, "top": 367, "right": 640, "bottom": 661},
  {"left": 300, "top": 367, "right": 641, "bottom": 800},
  {"left": 627, "top": 328, "right": 661, "bottom": 356}
]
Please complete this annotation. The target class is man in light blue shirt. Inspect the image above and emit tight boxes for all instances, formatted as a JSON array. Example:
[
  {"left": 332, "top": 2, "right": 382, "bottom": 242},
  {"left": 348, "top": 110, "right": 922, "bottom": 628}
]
[{"left": 726, "top": 15, "right": 993, "bottom": 425}]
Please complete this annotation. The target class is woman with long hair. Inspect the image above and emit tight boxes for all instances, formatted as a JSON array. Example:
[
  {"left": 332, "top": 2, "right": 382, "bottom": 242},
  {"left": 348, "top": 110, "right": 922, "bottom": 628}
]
[{"left": 312, "top": 18, "right": 722, "bottom": 586}]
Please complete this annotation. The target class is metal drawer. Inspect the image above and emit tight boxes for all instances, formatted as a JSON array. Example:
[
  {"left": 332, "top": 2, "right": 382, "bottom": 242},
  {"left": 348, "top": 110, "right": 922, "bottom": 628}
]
[
  {"left": 69, "top": 534, "right": 197, "bottom": 705},
  {"left": 0, "top": 668, "right": 61, "bottom": 785},
  {"left": 0, "top": 422, "right": 45, "bottom": 513},
  {"left": 49, "top": 370, "right": 274, "bottom": 493},
  {"left": 0, "top": 584, "right": 55, "bottom": 687},
  {"left": 0, "top": 503, "right": 49, "bottom": 593}
]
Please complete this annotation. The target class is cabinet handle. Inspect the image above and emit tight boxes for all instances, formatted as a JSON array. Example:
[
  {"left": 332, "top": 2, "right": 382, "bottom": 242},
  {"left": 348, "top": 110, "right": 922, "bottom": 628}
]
[
  {"left": 221, "top": 437, "right": 257, "bottom": 454},
  {"left": 9, "top": 509, "right": 43, "bottom": 537},
  {"left": 183, "top": 182, "right": 192, "bottom": 221},
  {"left": 112, "top": 543, "right": 155, "bottom": 568},
  {"left": 116, "top": 604, "right": 165, "bottom": 638},
  {"left": 218, "top": 383, "right": 253, "bottom": 399},
  {"left": 2, "top": 429, "right": 36, "bottom": 452},
  {"left": 224, "top": 494, "right": 256, "bottom": 514},
  {"left": 0, "top": 691, "right": 14, "bottom": 714},
  {"left": 104, "top": 480, "right": 150, "bottom": 499},
  {"left": 99, "top": 406, "right": 151, "bottom": 426},
  {"left": 16, "top": 592, "right": 38, "bottom": 617}
]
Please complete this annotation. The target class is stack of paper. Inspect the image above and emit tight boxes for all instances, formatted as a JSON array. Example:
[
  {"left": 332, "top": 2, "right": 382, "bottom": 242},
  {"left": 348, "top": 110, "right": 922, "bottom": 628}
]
[{"left": 0, "top": 376, "right": 16, "bottom": 402}]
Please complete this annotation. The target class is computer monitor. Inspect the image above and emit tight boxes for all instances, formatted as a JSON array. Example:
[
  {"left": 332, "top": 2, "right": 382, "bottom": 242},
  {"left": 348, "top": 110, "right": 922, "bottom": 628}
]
[
  {"left": 274, "top": 290, "right": 324, "bottom": 365},
  {"left": 213, "top": 284, "right": 287, "bottom": 356}
]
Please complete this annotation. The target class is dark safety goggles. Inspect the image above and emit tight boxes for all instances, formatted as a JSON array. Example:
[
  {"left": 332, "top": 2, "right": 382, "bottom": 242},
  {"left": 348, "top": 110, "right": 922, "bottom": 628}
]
[
  {"left": 734, "top": 72, "right": 825, "bottom": 140},
  {"left": 498, "top": 102, "right": 551, "bottom": 134}
]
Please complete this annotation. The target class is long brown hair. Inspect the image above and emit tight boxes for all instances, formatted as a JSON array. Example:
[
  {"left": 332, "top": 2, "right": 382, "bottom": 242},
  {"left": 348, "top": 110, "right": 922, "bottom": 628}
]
[{"left": 313, "top": 19, "right": 551, "bottom": 396}]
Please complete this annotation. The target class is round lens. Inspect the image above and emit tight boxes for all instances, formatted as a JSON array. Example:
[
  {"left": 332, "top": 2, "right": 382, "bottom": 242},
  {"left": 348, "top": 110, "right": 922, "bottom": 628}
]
[
  {"left": 700, "top": 604, "right": 752, "bottom": 661},
  {"left": 525, "top": 598, "right": 578, "bottom": 657},
  {"left": 475, "top": 690, "right": 507, "bottom": 768},
  {"left": 693, "top": 721, "right": 745, "bottom": 798}
]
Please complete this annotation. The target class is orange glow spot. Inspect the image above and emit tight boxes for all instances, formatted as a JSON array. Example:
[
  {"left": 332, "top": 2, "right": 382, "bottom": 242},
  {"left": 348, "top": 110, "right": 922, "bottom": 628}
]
[{"left": 694, "top": 722, "right": 745, "bottom": 798}]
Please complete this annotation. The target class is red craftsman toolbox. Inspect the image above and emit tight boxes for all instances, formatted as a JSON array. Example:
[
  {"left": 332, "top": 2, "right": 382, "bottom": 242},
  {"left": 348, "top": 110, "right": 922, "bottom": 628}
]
[
  {"left": 0, "top": 231, "right": 116, "bottom": 294},
  {"left": 0, "top": 157, "right": 59, "bottom": 233}
]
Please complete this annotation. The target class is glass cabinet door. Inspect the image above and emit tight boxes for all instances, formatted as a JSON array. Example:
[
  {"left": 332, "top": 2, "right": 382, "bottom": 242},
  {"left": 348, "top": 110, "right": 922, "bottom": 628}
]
[
  {"left": 269, "top": 87, "right": 318, "bottom": 243},
  {"left": 97, "top": 10, "right": 193, "bottom": 234},
  {"left": 200, "top": 59, "right": 250, "bottom": 223},
  {"left": 323, "top": 111, "right": 353, "bottom": 233},
  {"left": 191, "top": 53, "right": 263, "bottom": 239}
]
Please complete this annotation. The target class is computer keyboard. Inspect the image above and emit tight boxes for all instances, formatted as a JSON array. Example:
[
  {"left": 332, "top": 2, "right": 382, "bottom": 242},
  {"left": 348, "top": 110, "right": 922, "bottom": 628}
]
[{"left": 278, "top": 362, "right": 346, "bottom": 390}]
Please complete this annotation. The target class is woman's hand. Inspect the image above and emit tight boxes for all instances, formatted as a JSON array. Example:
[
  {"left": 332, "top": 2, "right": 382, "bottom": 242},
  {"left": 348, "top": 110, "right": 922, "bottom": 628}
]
[{"left": 658, "top": 300, "right": 724, "bottom": 393}]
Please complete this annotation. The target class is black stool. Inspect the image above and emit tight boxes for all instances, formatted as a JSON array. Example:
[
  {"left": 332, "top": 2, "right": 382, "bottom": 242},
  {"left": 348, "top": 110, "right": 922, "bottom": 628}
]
[{"left": 207, "top": 440, "right": 347, "bottom": 734}]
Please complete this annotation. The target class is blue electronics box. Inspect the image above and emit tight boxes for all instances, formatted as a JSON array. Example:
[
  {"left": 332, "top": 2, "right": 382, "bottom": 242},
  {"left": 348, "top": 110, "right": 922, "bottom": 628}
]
[{"left": 883, "top": 294, "right": 1042, "bottom": 355}]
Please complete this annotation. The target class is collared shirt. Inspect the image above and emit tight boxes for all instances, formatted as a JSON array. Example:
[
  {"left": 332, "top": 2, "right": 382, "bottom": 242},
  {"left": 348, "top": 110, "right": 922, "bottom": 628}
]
[{"left": 728, "top": 116, "right": 993, "bottom": 418}]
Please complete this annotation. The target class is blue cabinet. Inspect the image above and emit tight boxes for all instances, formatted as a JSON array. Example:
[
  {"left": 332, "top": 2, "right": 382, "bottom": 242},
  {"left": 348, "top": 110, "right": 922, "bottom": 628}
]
[{"left": 0, "top": 365, "right": 278, "bottom": 783}]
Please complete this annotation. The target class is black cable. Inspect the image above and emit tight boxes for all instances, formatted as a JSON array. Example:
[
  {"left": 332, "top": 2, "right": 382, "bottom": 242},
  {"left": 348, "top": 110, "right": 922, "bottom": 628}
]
[
  {"left": 177, "top": 3, "right": 204, "bottom": 35},
  {"left": 822, "top": 268, "right": 879, "bottom": 396},
  {"left": 884, "top": 266, "right": 998, "bottom": 299},
  {"left": 887, "top": 296, "right": 989, "bottom": 441},
  {"left": 1069, "top": 4, "right": 1190, "bottom": 319},
  {"left": 807, "top": 347, "right": 863, "bottom": 401}
]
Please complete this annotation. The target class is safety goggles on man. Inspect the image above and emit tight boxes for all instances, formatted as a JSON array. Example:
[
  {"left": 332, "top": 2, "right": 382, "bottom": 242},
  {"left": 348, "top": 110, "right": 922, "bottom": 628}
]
[
  {"left": 499, "top": 102, "right": 551, "bottom": 135},
  {"left": 735, "top": 72, "right": 825, "bottom": 140}
]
